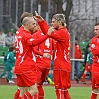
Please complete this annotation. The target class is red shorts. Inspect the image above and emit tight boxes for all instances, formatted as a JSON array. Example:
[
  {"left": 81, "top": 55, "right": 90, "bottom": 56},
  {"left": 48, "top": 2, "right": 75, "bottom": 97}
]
[
  {"left": 92, "top": 73, "right": 99, "bottom": 90},
  {"left": 36, "top": 65, "right": 50, "bottom": 84},
  {"left": 54, "top": 70, "right": 71, "bottom": 90},
  {"left": 16, "top": 71, "right": 36, "bottom": 87}
]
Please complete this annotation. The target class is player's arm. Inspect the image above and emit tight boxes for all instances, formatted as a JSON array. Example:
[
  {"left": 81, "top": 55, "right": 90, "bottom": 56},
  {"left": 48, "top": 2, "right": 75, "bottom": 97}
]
[
  {"left": 48, "top": 28, "right": 67, "bottom": 42},
  {"left": 90, "top": 39, "right": 99, "bottom": 56},
  {"left": 9, "top": 53, "right": 15, "bottom": 63},
  {"left": 90, "top": 44, "right": 99, "bottom": 56},
  {"left": 38, "top": 20, "right": 49, "bottom": 35},
  {"left": 34, "top": 11, "right": 49, "bottom": 35},
  {"left": 26, "top": 34, "right": 48, "bottom": 46}
]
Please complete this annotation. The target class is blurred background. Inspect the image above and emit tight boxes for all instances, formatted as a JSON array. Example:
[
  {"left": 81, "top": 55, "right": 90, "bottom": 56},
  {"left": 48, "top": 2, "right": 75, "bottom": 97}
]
[{"left": 0, "top": 0, "right": 99, "bottom": 40}]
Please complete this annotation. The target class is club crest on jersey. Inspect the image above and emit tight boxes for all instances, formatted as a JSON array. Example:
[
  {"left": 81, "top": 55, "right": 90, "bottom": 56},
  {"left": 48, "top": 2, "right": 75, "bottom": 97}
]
[
  {"left": 30, "top": 38, "right": 34, "bottom": 41},
  {"left": 91, "top": 44, "right": 95, "bottom": 48}
]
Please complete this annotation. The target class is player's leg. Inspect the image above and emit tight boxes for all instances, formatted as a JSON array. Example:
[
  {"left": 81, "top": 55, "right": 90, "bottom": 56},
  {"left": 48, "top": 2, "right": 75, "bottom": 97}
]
[
  {"left": 90, "top": 89, "right": 98, "bottom": 99},
  {"left": 8, "top": 70, "right": 15, "bottom": 83},
  {"left": 20, "top": 84, "right": 38, "bottom": 99},
  {"left": 54, "top": 70, "right": 65, "bottom": 99},
  {"left": 63, "top": 71, "right": 71, "bottom": 99},
  {"left": 90, "top": 73, "right": 99, "bottom": 99},
  {"left": 64, "top": 90, "right": 71, "bottom": 99},
  {"left": 14, "top": 88, "right": 20, "bottom": 99},
  {"left": 37, "top": 84, "right": 44, "bottom": 99},
  {"left": 37, "top": 68, "right": 49, "bottom": 99},
  {"left": 16, "top": 71, "right": 37, "bottom": 99},
  {"left": 55, "top": 89, "right": 65, "bottom": 99},
  {"left": 75, "top": 61, "right": 80, "bottom": 83},
  {"left": 81, "top": 70, "right": 87, "bottom": 84},
  {"left": 0, "top": 67, "right": 7, "bottom": 78}
]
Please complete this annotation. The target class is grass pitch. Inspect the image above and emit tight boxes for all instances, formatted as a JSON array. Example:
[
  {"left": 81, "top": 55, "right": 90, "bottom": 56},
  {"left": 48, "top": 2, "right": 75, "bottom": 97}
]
[{"left": 0, "top": 85, "right": 92, "bottom": 99}]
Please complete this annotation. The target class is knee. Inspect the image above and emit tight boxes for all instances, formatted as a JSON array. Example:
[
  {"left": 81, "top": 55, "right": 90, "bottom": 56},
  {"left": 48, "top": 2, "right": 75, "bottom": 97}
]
[
  {"left": 30, "top": 86, "right": 38, "bottom": 96},
  {"left": 92, "top": 89, "right": 98, "bottom": 93},
  {"left": 31, "top": 88, "right": 38, "bottom": 96}
]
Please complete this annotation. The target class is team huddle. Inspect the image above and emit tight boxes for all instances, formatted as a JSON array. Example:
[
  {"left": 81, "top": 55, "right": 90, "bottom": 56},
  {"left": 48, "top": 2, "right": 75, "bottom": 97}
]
[{"left": 13, "top": 11, "right": 99, "bottom": 99}]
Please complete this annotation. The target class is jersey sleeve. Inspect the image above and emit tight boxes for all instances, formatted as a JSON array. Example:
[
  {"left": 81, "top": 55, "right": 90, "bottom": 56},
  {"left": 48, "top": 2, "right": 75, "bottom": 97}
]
[
  {"left": 9, "top": 53, "right": 15, "bottom": 63},
  {"left": 90, "top": 39, "right": 99, "bottom": 56},
  {"left": 26, "top": 34, "right": 48, "bottom": 46},
  {"left": 49, "top": 29, "right": 68, "bottom": 42},
  {"left": 38, "top": 20, "right": 49, "bottom": 35}
]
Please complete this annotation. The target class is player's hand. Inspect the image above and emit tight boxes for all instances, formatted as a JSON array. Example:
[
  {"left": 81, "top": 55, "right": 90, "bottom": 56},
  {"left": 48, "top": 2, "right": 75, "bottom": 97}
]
[
  {"left": 34, "top": 11, "right": 44, "bottom": 22},
  {"left": 48, "top": 27, "right": 55, "bottom": 35},
  {"left": 43, "top": 53, "right": 51, "bottom": 58}
]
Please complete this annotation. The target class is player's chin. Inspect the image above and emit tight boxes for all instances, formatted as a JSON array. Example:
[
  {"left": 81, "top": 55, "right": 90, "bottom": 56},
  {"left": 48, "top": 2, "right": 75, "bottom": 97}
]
[{"left": 95, "top": 34, "right": 99, "bottom": 37}]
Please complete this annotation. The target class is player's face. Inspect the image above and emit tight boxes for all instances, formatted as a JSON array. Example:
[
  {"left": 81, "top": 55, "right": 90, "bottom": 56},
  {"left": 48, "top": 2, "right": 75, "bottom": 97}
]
[
  {"left": 28, "top": 19, "right": 36, "bottom": 33},
  {"left": 51, "top": 18, "right": 59, "bottom": 29},
  {"left": 33, "top": 25, "right": 40, "bottom": 33},
  {"left": 94, "top": 25, "right": 99, "bottom": 37}
]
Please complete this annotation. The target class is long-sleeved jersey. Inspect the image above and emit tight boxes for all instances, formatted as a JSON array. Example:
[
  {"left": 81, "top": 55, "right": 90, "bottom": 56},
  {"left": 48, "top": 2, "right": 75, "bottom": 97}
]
[
  {"left": 33, "top": 30, "right": 54, "bottom": 69},
  {"left": 86, "top": 53, "right": 93, "bottom": 66},
  {"left": 75, "top": 44, "right": 82, "bottom": 59},
  {"left": 90, "top": 36, "right": 99, "bottom": 72},
  {"left": 14, "top": 28, "right": 48, "bottom": 74},
  {"left": 38, "top": 20, "right": 71, "bottom": 72},
  {"left": 4, "top": 51, "right": 15, "bottom": 67}
]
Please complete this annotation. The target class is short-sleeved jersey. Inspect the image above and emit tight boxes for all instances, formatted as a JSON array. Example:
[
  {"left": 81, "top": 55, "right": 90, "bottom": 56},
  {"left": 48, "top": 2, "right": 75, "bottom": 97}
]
[
  {"left": 38, "top": 20, "right": 71, "bottom": 72},
  {"left": 90, "top": 36, "right": 99, "bottom": 72},
  {"left": 33, "top": 30, "right": 54, "bottom": 69},
  {"left": 14, "top": 29, "right": 48, "bottom": 74}
]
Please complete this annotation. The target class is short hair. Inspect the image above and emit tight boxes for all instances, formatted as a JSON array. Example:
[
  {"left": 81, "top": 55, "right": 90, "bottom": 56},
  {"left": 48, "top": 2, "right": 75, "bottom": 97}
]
[
  {"left": 52, "top": 14, "right": 66, "bottom": 26},
  {"left": 22, "top": 17, "right": 33, "bottom": 26},
  {"left": 9, "top": 46, "right": 15, "bottom": 52},
  {"left": 20, "top": 12, "right": 33, "bottom": 23},
  {"left": 95, "top": 23, "right": 99, "bottom": 26}
]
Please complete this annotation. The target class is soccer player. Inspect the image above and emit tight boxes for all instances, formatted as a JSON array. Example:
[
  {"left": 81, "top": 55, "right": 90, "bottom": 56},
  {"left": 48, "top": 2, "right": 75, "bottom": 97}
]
[
  {"left": 14, "top": 17, "right": 48, "bottom": 99},
  {"left": 14, "top": 12, "right": 33, "bottom": 99},
  {"left": 0, "top": 46, "right": 15, "bottom": 83},
  {"left": 15, "top": 12, "right": 33, "bottom": 59},
  {"left": 90, "top": 23, "right": 99, "bottom": 99},
  {"left": 35, "top": 12, "right": 71, "bottom": 99},
  {"left": 14, "top": 12, "right": 51, "bottom": 99},
  {"left": 81, "top": 47, "right": 92, "bottom": 84},
  {"left": 32, "top": 23, "right": 54, "bottom": 99}
]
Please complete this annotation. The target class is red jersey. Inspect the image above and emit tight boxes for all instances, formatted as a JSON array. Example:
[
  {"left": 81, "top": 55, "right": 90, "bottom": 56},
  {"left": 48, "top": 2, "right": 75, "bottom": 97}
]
[
  {"left": 75, "top": 44, "right": 82, "bottom": 59},
  {"left": 90, "top": 36, "right": 99, "bottom": 72},
  {"left": 38, "top": 20, "right": 71, "bottom": 72},
  {"left": 33, "top": 30, "right": 54, "bottom": 69},
  {"left": 14, "top": 29, "right": 48, "bottom": 74},
  {"left": 15, "top": 26, "right": 24, "bottom": 59}
]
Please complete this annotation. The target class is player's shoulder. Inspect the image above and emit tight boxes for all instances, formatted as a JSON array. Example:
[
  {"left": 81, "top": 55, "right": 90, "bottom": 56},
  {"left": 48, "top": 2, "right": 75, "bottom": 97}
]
[{"left": 91, "top": 36, "right": 97, "bottom": 40}]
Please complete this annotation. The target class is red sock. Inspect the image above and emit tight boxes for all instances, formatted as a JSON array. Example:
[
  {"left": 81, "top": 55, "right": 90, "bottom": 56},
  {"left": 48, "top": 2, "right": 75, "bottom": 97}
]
[
  {"left": 37, "top": 85, "right": 44, "bottom": 99},
  {"left": 81, "top": 74, "right": 86, "bottom": 82},
  {"left": 32, "top": 94, "right": 37, "bottom": 99},
  {"left": 21, "top": 92, "right": 32, "bottom": 99},
  {"left": 14, "top": 88, "right": 20, "bottom": 99},
  {"left": 90, "top": 92, "right": 98, "bottom": 99},
  {"left": 56, "top": 89, "right": 65, "bottom": 99},
  {"left": 64, "top": 90, "right": 71, "bottom": 99}
]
